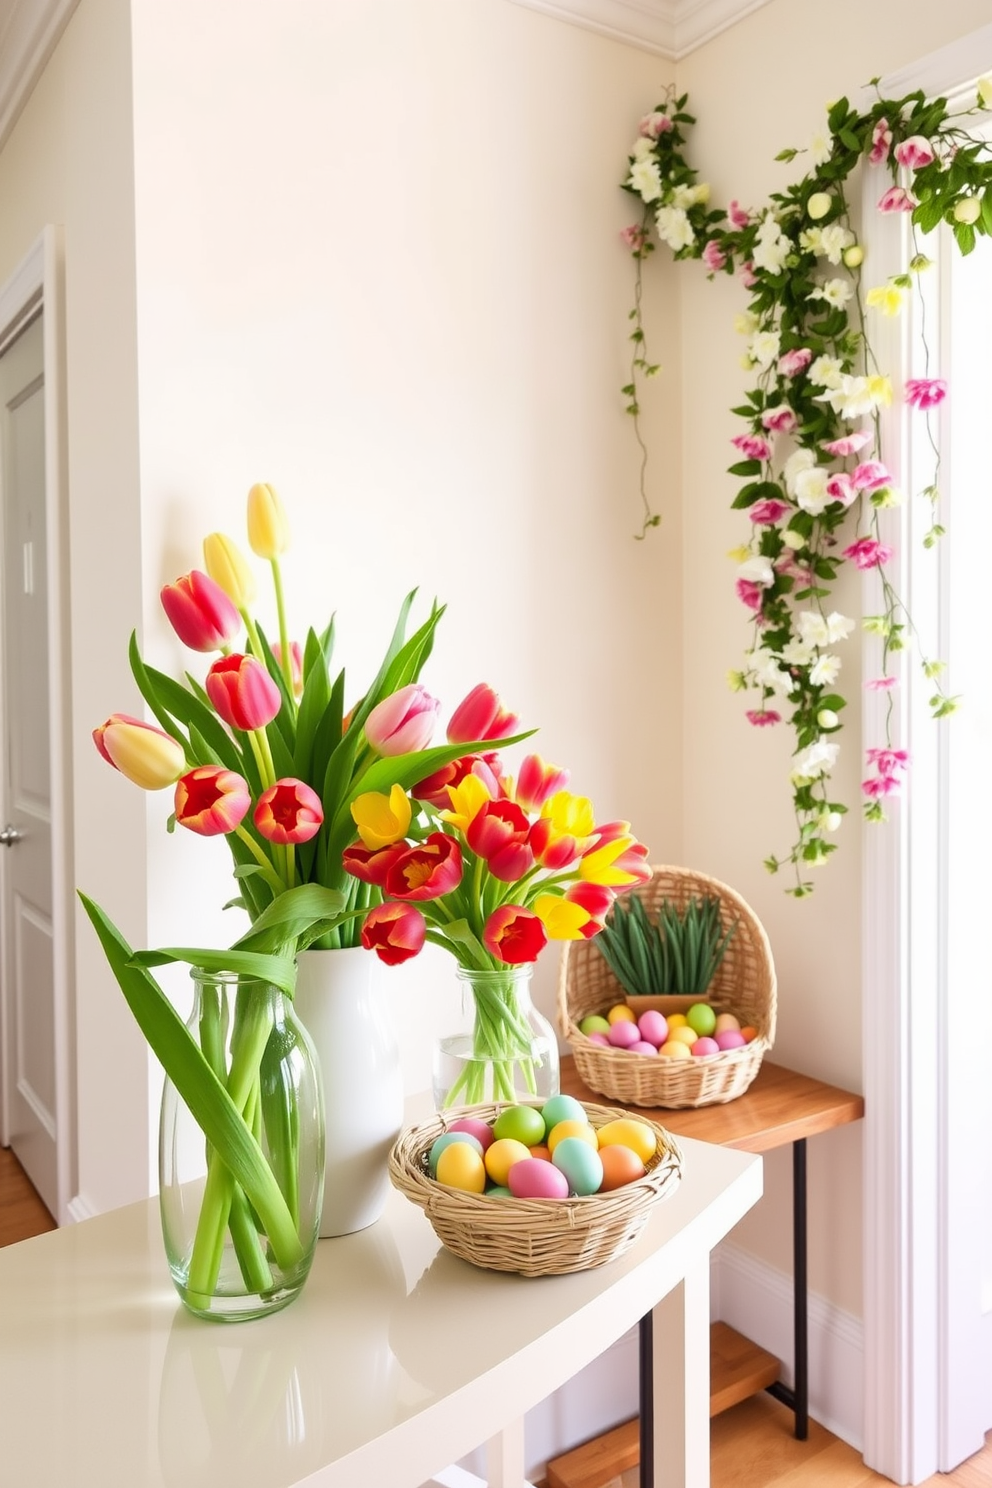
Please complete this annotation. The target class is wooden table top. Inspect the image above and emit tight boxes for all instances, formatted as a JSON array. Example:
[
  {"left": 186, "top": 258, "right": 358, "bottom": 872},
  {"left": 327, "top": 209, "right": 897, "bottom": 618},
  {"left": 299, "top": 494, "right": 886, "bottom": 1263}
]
[{"left": 560, "top": 1056, "right": 864, "bottom": 1154}]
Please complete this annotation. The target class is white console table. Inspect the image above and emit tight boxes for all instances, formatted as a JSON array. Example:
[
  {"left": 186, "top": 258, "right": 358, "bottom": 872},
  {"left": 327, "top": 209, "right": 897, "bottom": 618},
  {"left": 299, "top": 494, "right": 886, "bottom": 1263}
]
[{"left": 0, "top": 1133, "right": 760, "bottom": 1488}]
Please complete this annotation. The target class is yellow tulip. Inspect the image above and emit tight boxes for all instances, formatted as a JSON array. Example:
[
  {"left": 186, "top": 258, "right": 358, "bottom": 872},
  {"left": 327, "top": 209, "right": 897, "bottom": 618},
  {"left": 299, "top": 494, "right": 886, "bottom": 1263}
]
[
  {"left": 203, "top": 531, "right": 256, "bottom": 608},
  {"left": 532, "top": 894, "right": 590, "bottom": 940},
  {"left": 247, "top": 483, "right": 291, "bottom": 560},
  {"left": 440, "top": 774, "right": 493, "bottom": 834},
  {"left": 350, "top": 784, "right": 412, "bottom": 850}
]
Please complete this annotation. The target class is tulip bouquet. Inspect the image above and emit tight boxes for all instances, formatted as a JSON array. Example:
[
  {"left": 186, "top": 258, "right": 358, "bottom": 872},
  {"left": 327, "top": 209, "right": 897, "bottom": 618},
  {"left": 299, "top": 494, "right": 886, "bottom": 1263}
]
[
  {"left": 342, "top": 685, "right": 651, "bottom": 1105},
  {"left": 84, "top": 483, "right": 524, "bottom": 1307}
]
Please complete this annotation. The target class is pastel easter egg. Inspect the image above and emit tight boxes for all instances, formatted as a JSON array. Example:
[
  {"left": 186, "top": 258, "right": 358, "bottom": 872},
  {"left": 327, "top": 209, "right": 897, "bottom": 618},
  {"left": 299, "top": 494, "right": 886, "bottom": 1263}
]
[
  {"left": 447, "top": 1116, "right": 495, "bottom": 1151},
  {"left": 714, "top": 1012, "right": 741, "bottom": 1034},
  {"left": 686, "top": 1002, "right": 717, "bottom": 1038},
  {"left": 715, "top": 1029, "right": 747, "bottom": 1051},
  {"left": 485, "top": 1185, "right": 513, "bottom": 1198},
  {"left": 547, "top": 1120, "right": 598, "bottom": 1156},
  {"left": 668, "top": 1025, "right": 698, "bottom": 1047},
  {"left": 607, "top": 1019, "right": 641, "bottom": 1049},
  {"left": 508, "top": 1157, "right": 570, "bottom": 1200},
  {"left": 599, "top": 1144, "right": 646, "bottom": 1191},
  {"left": 485, "top": 1137, "right": 531, "bottom": 1187},
  {"left": 607, "top": 1003, "right": 637, "bottom": 1024},
  {"left": 528, "top": 1144, "right": 552, "bottom": 1163},
  {"left": 541, "top": 1093, "right": 588, "bottom": 1131},
  {"left": 595, "top": 1118, "right": 657, "bottom": 1164},
  {"left": 493, "top": 1104, "right": 546, "bottom": 1147},
  {"left": 637, "top": 1010, "right": 668, "bottom": 1047},
  {"left": 428, "top": 1130, "right": 484, "bottom": 1177},
  {"left": 629, "top": 1040, "right": 659, "bottom": 1056},
  {"left": 691, "top": 1036, "right": 721, "bottom": 1058},
  {"left": 552, "top": 1137, "right": 604, "bottom": 1196},
  {"left": 666, "top": 1013, "right": 689, "bottom": 1029},
  {"left": 435, "top": 1141, "right": 487, "bottom": 1193},
  {"left": 659, "top": 1039, "right": 692, "bottom": 1060},
  {"left": 579, "top": 1014, "right": 611, "bottom": 1036},
  {"left": 587, "top": 1032, "right": 611, "bottom": 1046},
  {"left": 740, "top": 1026, "right": 758, "bottom": 1043}
]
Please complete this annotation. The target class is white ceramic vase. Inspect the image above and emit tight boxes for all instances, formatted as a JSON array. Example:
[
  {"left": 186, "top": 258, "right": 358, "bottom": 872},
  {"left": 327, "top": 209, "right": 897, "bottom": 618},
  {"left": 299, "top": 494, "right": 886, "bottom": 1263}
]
[{"left": 293, "top": 947, "right": 403, "bottom": 1238}]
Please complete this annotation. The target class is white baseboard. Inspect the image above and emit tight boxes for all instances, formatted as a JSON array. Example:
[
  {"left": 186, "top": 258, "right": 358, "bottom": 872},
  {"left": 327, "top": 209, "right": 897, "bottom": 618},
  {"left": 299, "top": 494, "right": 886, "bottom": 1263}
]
[
  {"left": 66, "top": 1192, "right": 97, "bottom": 1223},
  {"left": 711, "top": 1240, "right": 865, "bottom": 1450}
]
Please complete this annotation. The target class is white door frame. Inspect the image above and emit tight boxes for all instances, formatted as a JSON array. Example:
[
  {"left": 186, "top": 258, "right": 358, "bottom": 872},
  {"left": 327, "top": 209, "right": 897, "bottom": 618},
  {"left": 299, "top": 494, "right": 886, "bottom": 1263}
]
[
  {"left": 0, "top": 226, "right": 75, "bottom": 1223},
  {"left": 861, "top": 29, "right": 992, "bottom": 1483}
]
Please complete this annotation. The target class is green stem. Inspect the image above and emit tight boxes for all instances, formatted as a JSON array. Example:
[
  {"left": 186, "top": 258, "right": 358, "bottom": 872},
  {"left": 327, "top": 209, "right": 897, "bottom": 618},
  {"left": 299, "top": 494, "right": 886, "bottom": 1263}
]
[
  {"left": 232, "top": 825, "right": 287, "bottom": 897},
  {"left": 270, "top": 558, "right": 296, "bottom": 714}
]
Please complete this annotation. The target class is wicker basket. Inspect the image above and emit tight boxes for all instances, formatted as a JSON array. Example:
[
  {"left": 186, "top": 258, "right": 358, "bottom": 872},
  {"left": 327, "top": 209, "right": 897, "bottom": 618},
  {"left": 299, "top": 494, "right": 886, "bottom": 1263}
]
[
  {"left": 388, "top": 1099, "right": 683, "bottom": 1277},
  {"left": 557, "top": 865, "right": 777, "bottom": 1110}
]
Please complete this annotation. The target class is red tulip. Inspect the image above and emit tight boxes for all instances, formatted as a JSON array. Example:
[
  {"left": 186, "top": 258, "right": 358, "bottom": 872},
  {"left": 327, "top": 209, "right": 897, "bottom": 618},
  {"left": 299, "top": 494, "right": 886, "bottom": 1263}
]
[
  {"left": 175, "top": 766, "right": 251, "bottom": 837},
  {"left": 565, "top": 881, "right": 615, "bottom": 936},
  {"left": 254, "top": 778, "right": 323, "bottom": 844},
  {"left": 483, "top": 905, "right": 548, "bottom": 965},
  {"left": 206, "top": 653, "right": 282, "bottom": 731},
  {"left": 360, "top": 902, "right": 426, "bottom": 965},
  {"left": 342, "top": 840, "right": 409, "bottom": 888},
  {"left": 365, "top": 683, "right": 439, "bottom": 756},
  {"left": 514, "top": 753, "right": 570, "bottom": 813},
  {"left": 160, "top": 570, "right": 241, "bottom": 653},
  {"left": 446, "top": 683, "right": 519, "bottom": 744},
  {"left": 93, "top": 713, "right": 186, "bottom": 790},
  {"left": 384, "top": 833, "right": 463, "bottom": 901},
  {"left": 466, "top": 800, "right": 535, "bottom": 882},
  {"left": 411, "top": 753, "right": 502, "bottom": 810}
]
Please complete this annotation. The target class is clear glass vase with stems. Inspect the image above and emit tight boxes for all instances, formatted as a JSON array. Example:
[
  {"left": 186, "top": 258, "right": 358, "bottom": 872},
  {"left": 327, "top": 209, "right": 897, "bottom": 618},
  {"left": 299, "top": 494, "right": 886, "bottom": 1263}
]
[
  {"left": 159, "top": 968, "right": 325, "bottom": 1322},
  {"left": 432, "top": 965, "right": 560, "bottom": 1110}
]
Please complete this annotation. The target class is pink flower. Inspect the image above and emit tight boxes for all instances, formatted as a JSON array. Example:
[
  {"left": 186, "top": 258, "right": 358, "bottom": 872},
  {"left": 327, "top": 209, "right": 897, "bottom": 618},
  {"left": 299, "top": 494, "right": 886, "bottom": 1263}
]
[
  {"left": 728, "top": 200, "right": 750, "bottom": 229},
  {"left": 746, "top": 709, "right": 782, "bottom": 727},
  {"left": 869, "top": 117, "right": 893, "bottom": 165},
  {"left": 862, "top": 773, "right": 902, "bottom": 799},
  {"left": 447, "top": 683, "right": 518, "bottom": 744},
  {"left": 843, "top": 537, "right": 893, "bottom": 570},
  {"left": 865, "top": 676, "right": 898, "bottom": 691},
  {"left": 851, "top": 460, "right": 892, "bottom": 493},
  {"left": 174, "top": 766, "right": 251, "bottom": 837},
  {"left": 253, "top": 778, "right": 324, "bottom": 844},
  {"left": 731, "top": 433, "right": 772, "bottom": 460},
  {"left": 826, "top": 472, "right": 857, "bottom": 507},
  {"left": 514, "top": 753, "right": 569, "bottom": 813},
  {"left": 365, "top": 683, "right": 440, "bottom": 755},
  {"left": 739, "top": 260, "right": 758, "bottom": 289},
  {"left": 905, "top": 378, "right": 948, "bottom": 410},
  {"left": 639, "top": 111, "right": 672, "bottom": 138},
  {"left": 736, "top": 579, "right": 764, "bottom": 610},
  {"left": 749, "top": 499, "right": 791, "bottom": 524},
  {"left": 821, "top": 431, "right": 872, "bottom": 457},
  {"left": 866, "top": 747, "right": 909, "bottom": 776},
  {"left": 878, "top": 185, "right": 918, "bottom": 213},
  {"left": 777, "top": 347, "right": 813, "bottom": 377},
  {"left": 620, "top": 223, "right": 647, "bottom": 252},
  {"left": 761, "top": 405, "right": 798, "bottom": 434},
  {"left": 702, "top": 240, "right": 727, "bottom": 272},
  {"left": 206, "top": 654, "right": 282, "bottom": 732},
  {"left": 894, "top": 135, "right": 935, "bottom": 169}
]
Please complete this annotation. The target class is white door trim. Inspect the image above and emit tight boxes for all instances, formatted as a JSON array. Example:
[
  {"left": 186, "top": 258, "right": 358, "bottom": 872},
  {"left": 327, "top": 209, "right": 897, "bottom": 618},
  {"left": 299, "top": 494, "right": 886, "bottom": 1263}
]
[
  {"left": 0, "top": 226, "right": 75, "bottom": 1223},
  {"left": 861, "top": 35, "right": 992, "bottom": 1483}
]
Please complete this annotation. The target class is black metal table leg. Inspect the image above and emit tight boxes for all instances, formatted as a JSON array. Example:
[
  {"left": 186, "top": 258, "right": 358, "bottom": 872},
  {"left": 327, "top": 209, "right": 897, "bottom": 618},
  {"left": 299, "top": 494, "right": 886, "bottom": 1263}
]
[
  {"left": 765, "top": 1137, "right": 809, "bottom": 1439},
  {"left": 639, "top": 1310, "right": 654, "bottom": 1488}
]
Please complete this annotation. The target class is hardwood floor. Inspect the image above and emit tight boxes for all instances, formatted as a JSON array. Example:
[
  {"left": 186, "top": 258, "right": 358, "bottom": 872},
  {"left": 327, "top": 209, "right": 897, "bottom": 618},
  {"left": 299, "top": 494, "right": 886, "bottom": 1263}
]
[{"left": 0, "top": 1145, "right": 56, "bottom": 1247}]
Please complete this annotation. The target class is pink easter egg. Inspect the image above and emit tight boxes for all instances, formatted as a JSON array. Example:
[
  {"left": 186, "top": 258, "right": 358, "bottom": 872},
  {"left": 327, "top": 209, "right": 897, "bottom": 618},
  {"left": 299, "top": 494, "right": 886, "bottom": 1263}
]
[
  {"left": 691, "top": 1036, "right": 720, "bottom": 1058},
  {"left": 607, "top": 1019, "right": 642, "bottom": 1049},
  {"left": 587, "top": 1031, "right": 611, "bottom": 1046},
  {"left": 508, "top": 1156, "right": 570, "bottom": 1200},
  {"left": 637, "top": 1010, "right": 668, "bottom": 1047},
  {"left": 448, "top": 1116, "right": 495, "bottom": 1151},
  {"left": 715, "top": 1029, "right": 747, "bottom": 1052},
  {"left": 629, "top": 1040, "right": 659, "bottom": 1056}
]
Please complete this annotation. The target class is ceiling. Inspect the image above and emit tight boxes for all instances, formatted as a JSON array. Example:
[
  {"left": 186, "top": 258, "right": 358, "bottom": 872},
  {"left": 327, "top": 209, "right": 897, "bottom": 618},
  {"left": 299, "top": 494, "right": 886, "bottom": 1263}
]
[{"left": 0, "top": 0, "right": 766, "bottom": 154}]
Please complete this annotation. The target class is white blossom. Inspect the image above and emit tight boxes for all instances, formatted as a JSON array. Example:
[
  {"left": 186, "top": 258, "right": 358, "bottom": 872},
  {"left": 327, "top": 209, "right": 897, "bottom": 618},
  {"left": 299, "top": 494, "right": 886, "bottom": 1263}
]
[
  {"left": 797, "top": 611, "right": 830, "bottom": 647},
  {"left": 628, "top": 159, "right": 662, "bottom": 203},
  {"left": 825, "top": 611, "right": 856, "bottom": 642},
  {"left": 747, "top": 329, "right": 781, "bottom": 370},
  {"left": 748, "top": 649, "right": 798, "bottom": 696},
  {"left": 738, "top": 555, "right": 776, "bottom": 586},
  {"left": 631, "top": 136, "right": 657, "bottom": 162},
  {"left": 808, "top": 354, "right": 844, "bottom": 388},
  {"left": 780, "top": 638, "right": 815, "bottom": 666},
  {"left": 752, "top": 213, "right": 792, "bottom": 274},
  {"left": 792, "top": 465, "right": 832, "bottom": 515},
  {"left": 654, "top": 205, "right": 695, "bottom": 250},
  {"left": 808, "top": 277, "right": 854, "bottom": 308},
  {"left": 818, "top": 223, "right": 855, "bottom": 264},
  {"left": 809, "top": 128, "right": 833, "bottom": 167},
  {"left": 791, "top": 740, "right": 840, "bottom": 782},
  {"left": 809, "top": 653, "right": 842, "bottom": 686},
  {"left": 783, "top": 447, "right": 816, "bottom": 487}
]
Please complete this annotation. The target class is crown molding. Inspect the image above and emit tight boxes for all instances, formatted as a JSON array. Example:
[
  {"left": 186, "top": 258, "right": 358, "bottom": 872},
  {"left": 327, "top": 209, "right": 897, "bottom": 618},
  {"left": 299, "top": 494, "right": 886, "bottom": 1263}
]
[
  {"left": 504, "top": 0, "right": 773, "bottom": 59},
  {"left": 0, "top": 0, "right": 80, "bottom": 152}
]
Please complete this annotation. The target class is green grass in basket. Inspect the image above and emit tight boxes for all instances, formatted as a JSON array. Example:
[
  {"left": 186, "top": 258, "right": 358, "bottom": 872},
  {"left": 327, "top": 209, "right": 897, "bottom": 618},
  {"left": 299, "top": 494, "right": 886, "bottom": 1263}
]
[{"left": 594, "top": 893, "right": 737, "bottom": 998}]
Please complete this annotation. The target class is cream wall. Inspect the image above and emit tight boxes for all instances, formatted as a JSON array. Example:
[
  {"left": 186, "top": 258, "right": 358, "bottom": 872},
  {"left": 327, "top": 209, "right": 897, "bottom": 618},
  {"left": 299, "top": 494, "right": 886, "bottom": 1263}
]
[{"left": 674, "top": 0, "right": 992, "bottom": 1320}]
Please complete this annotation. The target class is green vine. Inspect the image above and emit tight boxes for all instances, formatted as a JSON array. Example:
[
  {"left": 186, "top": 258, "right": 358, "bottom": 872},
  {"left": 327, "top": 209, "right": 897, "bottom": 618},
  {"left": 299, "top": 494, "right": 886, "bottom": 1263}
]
[{"left": 622, "top": 78, "right": 992, "bottom": 893}]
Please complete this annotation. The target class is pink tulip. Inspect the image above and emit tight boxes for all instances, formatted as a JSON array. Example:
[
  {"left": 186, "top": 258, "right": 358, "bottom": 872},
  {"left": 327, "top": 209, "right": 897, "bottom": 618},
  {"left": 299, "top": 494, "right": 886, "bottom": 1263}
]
[
  {"left": 731, "top": 433, "right": 772, "bottom": 460},
  {"left": 365, "top": 683, "right": 440, "bottom": 755},
  {"left": 93, "top": 713, "right": 186, "bottom": 791},
  {"left": 878, "top": 185, "right": 917, "bottom": 213},
  {"left": 894, "top": 136, "right": 935, "bottom": 169},
  {"left": 253, "top": 778, "right": 323, "bottom": 844},
  {"left": 360, "top": 902, "right": 426, "bottom": 965},
  {"left": 777, "top": 348, "right": 813, "bottom": 377},
  {"left": 821, "top": 431, "right": 872, "bottom": 457},
  {"left": 851, "top": 461, "right": 892, "bottom": 493},
  {"left": 869, "top": 118, "right": 893, "bottom": 166},
  {"left": 843, "top": 537, "right": 893, "bottom": 570},
  {"left": 174, "top": 766, "right": 251, "bottom": 837},
  {"left": 514, "top": 754, "right": 570, "bottom": 813},
  {"left": 746, "top": 710, "right": 782, "bottom": 727},
  {"left": 385, "top": 832, "right": 463, "bottom": 900},
  {"left": 749, "top": 499, "right": 791, "bottom": 525},
  {"left": 447, "top": 682, "right": 519, "bottom": 744},
  {"left": 761, "top": 406, "right": 798, "bottom": 434},
  {"left": 161, "top": 570, "right": 241, "bottom": 653},
  {"left": 206, "top": 654, "right": 282, "bottom": 731},
  {"left": 905, "top": 378, "right": 948, "bottom": 410},
  {"left": 342, "top": 840, "right": 409, "bottom": 887},
  {"left": 702, "top": 240, "right": 727, "bottom": 272},
  {"left": 483, "top": 905, "right": 548, "bottom": 965}
]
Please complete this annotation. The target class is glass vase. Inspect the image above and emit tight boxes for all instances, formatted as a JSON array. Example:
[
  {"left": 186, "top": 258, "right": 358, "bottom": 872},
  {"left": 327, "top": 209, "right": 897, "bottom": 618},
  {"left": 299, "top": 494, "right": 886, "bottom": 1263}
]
[
  {"left": 159, "top": 968, "right": 324, "bottom": 1322},
  {"left": 432, "top": 965, "right": 560, "bottom": 1110}
]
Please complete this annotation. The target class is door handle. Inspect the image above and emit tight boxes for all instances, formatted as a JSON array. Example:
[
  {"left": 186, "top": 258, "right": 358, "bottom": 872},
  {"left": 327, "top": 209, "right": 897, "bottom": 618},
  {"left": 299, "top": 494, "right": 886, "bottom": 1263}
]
[{"left": 0, "top": 824, "right": 23, "bottom": 846}]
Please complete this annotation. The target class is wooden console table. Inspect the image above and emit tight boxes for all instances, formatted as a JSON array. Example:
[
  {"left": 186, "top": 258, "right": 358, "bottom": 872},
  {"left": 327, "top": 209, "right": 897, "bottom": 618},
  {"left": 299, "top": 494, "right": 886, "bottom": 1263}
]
[{"left": 548, "top": 1058, "right": 864, "bottom": 1488}]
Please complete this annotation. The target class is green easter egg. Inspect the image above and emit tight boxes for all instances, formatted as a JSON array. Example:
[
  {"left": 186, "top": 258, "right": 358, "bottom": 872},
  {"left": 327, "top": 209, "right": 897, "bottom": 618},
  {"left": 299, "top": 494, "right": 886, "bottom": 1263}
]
[
  {"left": 493, "top": 1104, "right": 546, "bottom": 1147},
  {"left": 686, "top": 1002, "right": 717, "bottom": 1038},
  {"left": 541, "top": 1093, "right": 587, "bottom": 1133},
  {"left": 579, "top": 1015, "right": 611, "bottom": 1036},
  {"left": 485, "top": 1185, "right": 513, "bottom": 1198}
]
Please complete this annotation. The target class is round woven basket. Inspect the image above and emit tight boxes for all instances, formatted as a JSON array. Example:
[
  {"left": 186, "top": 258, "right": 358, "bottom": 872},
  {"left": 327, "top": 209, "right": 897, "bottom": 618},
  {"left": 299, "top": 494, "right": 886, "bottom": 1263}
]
[
  {"left": 557, "top": 865, "right": 777, "bottom": 1110},
  {"left": 388, "top": 1099, "right": 683, "bottom": 1276}
]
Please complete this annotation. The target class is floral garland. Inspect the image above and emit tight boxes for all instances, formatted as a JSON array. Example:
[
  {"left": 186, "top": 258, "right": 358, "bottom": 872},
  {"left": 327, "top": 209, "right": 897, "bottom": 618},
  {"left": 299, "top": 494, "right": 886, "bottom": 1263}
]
[{"left": 622, "top": 80, "right": 992, "bottom": 894}]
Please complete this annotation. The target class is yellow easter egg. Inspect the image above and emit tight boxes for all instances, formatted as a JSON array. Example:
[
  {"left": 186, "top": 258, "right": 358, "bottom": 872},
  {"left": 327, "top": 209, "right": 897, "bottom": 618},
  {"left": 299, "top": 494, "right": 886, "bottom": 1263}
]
[
  {"left": 435, "top": 1141, "right": 487, "bottom": 1193},
  {"left": 666, "top": 1013, "right": 689, "bottom": 1028},
  {"left": 659, "top": 1039, "right": 693, "bottom": 1060},
  {"left": 669, "top": 1025, "right": 698, "bottom": 1047},
  {"left": 484, "top": 1137, "right": 531, "bottom": 1187},
  {"left": 607, "top": 1003, "right": 637, "bottom": 1024},
  {"left": 595, "top": 1118, "right": 657, "bottom": 1164},
  {"left": 547, "top": 1120, "right": 598, "bottom": 1156}
]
